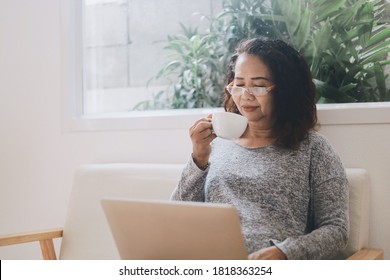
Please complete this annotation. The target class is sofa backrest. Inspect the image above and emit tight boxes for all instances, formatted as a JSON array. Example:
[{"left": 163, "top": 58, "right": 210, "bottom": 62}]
[
  {"left": 59, "top": 164, "right": 369, "bottom": 259},
  {"left": 337, "top": 168, "right": 370, "bottom": 259},
  {"left": 59, "top": 163, "right": 184, "bottom": 260}
]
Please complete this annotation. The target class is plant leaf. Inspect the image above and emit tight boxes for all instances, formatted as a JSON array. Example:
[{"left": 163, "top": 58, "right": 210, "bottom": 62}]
[
  {"left": 366, "top": 27, "right": 390, "bottom": 47},
  {"left": 312, "top": 19, "right": 332, "bottom": 55},
  {"left": 360, "top": 47, "right": 390, "bottom": 64},
  {"left": 358, "top": 2, "right": 374, "bottom": 47},
  {"left": 315, "top": 0, "right": 345, "bottom": 22},
  {"left": 294, "top": 6, "right": 311, "bottom": 50},
  {"left": 374, "top": 62, "right": 388, "bottom": 101},
  {"left": 313, "top": 79, "right": 357, "bottom": 103}
]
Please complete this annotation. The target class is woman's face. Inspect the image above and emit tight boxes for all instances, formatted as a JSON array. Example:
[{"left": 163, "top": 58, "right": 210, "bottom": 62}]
[{"left": 232, "top": 53, "right": 275, "bottom": 128}]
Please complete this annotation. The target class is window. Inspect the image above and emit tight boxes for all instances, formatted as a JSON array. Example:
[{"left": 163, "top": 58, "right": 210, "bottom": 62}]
[
  {"left": 83, "top": 0, "right": 222, "bottom": 115},
  {"left": 61, "top": 0, "right": 390, "bottom": 132}
]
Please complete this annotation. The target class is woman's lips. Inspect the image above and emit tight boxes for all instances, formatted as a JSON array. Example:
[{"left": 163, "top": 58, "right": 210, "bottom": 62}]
[{"left": 241, "top": 106, "right": 258, "bottom": 112}]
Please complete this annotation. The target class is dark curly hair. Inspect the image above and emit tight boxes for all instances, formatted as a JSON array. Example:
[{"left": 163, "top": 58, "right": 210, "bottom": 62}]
[{"left": 224, "top": 37, "right": 317, "bottom": 149}]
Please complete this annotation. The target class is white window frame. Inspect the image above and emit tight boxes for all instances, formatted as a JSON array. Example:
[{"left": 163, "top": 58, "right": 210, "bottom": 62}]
[{"left": 60, "top": 0, "right": 390, "bottom": 133}]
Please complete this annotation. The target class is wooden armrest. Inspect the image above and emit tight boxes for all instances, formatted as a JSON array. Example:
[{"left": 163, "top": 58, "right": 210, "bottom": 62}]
[
  {"left": 0, "top": 228, "right": 63, "bottom": 260},
  {"left": 0, "top": 228, "right": 63, "bottom": 246},
  {"left": 347, "top": 248, "right": 384, "bottom": 260}
]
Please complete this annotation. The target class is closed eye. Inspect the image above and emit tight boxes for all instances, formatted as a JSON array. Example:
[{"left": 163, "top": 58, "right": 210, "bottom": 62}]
[{"left": 235, "top": 84, "right": 266, "bottom": 87}]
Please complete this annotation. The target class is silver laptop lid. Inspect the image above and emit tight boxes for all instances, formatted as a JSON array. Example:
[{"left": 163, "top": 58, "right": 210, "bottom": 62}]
[{"left": 101, "top": 199, "right": 248, "bottom": 260}]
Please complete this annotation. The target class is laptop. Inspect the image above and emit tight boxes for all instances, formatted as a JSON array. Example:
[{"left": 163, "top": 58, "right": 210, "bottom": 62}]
[{"left": 101, "top": 199, "right": 248, "bottom": 260}]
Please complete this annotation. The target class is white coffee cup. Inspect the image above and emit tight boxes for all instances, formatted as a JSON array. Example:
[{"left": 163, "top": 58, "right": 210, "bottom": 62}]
[{"left": 212, "top": 112, "right": 248, "bottom": 140}]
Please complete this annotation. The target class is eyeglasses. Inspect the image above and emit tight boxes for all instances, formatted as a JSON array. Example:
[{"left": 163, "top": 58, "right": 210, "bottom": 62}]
[{"left": 226, "top": 84, "right": 276, "bottom": 97}]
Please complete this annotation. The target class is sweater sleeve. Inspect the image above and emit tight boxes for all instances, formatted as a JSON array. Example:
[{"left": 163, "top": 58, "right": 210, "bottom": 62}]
[
  {"left": 272, "top": 135, "right": 349, "bottom": 259},
  {"left": 170, "top": 156, "right": 208, "bottom": 202}
]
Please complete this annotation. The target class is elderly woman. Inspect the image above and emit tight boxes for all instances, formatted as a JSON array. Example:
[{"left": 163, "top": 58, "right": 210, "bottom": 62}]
[{"left": 171, "top": 37, "right": 349, "bottom": 260}]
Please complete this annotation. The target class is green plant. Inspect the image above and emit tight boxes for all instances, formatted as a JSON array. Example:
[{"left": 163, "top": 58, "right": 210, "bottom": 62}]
[
  {"left": 219, "top": 0, "right": 390, "bottom": 103},
  {"left": 134, "top": 24, "right": 225, "bottom": 110},
  {"left": 269, "top": 0, "right": 390, "bottom": 102},
  {"left": 135, "top": 0, "right": 390, "bottom": 110},
  {"left": 134, "top": 0, "right": 275, "bottom": 110}
]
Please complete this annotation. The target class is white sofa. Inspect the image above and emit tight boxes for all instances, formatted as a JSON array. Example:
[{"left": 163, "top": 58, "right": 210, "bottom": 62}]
[{"left": 0, "top": 163, "right": 384, "bottom": 259}]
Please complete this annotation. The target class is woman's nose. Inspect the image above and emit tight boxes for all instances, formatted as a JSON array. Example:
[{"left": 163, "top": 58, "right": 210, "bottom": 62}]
[{"left": 242, "top": 88, "right": 255, "bottom": 100}]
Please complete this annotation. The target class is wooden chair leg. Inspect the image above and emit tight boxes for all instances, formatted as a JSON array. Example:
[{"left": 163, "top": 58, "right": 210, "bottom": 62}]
[{"left": 39, "top": 239, "right": 57, "bottom": 260}]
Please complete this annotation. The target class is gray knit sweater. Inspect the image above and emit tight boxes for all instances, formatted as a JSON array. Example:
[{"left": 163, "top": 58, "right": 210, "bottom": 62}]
[{"left": 171, "top": 132, "right": 349, "bottom": 259}]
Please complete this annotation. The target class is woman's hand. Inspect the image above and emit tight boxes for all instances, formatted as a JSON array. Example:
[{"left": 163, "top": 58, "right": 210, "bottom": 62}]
[
  {"left": 189, "top": 114, "right": 216, "bottom": 169},
  {"left": 248, "top": 246, "right": 287, "bottom": 260}
]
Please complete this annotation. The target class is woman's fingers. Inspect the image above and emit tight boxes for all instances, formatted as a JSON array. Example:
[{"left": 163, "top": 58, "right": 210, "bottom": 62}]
[
  {"left": 190, "top": 117, "right": 212, "bottom": 138},
  {"left": 189, "top": 115, "right": 217, "bottom": 153},
  {"left": 190, "top": 115, "right": 216, "bottom": 168}
]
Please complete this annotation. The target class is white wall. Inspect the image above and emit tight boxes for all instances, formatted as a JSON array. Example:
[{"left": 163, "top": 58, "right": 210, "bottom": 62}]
[{"left": 0, "top": 0, "right": 389, "bottom": 260}]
